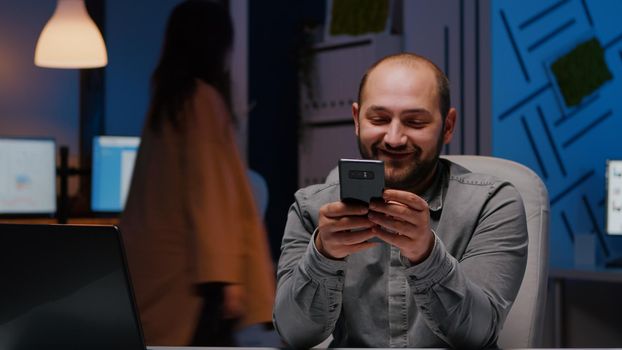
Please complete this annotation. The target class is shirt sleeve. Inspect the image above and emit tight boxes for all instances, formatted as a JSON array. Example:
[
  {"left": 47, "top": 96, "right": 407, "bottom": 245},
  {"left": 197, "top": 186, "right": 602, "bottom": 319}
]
[
  {"left": 273, "top": 195, "right": 346, "bottom": 348},
  {"left": 404, "top": 182, "right": 528, "bottom": 348}
]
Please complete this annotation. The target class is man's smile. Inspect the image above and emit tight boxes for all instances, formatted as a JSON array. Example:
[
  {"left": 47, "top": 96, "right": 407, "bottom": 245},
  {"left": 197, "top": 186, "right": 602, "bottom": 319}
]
[{"left": 377, "top": 148, "right": 415, "bottom": 161}]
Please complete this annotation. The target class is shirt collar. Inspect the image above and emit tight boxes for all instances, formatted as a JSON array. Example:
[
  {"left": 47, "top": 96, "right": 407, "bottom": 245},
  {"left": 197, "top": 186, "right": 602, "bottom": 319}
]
[{"left": 420, "top": 160, "right": 447, "bottom": 213}]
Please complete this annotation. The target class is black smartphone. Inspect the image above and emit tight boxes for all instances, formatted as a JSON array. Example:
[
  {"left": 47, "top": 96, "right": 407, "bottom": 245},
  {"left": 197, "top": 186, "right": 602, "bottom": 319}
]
[{"left": 338, "top": 159, "right": 384, "bottom": 204}]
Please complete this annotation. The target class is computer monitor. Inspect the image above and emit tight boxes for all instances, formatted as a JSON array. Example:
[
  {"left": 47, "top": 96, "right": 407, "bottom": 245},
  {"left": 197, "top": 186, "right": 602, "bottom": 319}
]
[
  {"left": 91, "top": 136, "right": 140, "bottom": 213},
  {"left": 0, "top": 137, "right": 56, "bottom": 216},
  {"left": 606, "top": 159, "right": 622, "bottom": 235}
]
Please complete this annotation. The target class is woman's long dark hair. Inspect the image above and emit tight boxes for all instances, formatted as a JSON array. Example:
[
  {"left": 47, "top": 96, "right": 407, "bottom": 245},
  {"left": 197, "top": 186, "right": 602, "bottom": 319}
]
[{"left": 148, "top": 0, "right": 234, "bottom": 131}]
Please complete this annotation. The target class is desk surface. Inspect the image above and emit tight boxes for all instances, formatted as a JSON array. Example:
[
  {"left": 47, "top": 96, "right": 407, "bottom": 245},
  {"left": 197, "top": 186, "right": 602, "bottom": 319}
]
[
  {"left": 0, "top": 217, "right": 119, "bottom": 225},
  {"left": 148, "top": 348, "right": 280, "bottom": 350},
  {"left": 148, "top": 347, "right": 615, "bottom": 350}
]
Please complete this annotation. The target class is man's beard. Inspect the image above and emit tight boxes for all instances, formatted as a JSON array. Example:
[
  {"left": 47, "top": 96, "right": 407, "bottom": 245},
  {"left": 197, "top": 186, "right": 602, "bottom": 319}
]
[{"left": 357, "top": 135, "right": 443, "bottom": 191}]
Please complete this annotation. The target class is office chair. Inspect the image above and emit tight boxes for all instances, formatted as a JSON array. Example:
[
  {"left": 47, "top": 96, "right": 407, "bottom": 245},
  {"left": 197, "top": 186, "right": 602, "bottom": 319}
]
[
  {"left": 443, "top": 155, "right": 549, "bottom": 348},
  {"left": 247, "top": 168, "right": 269, "bottom": 217},
  {"left": 314, "top": 155, "right": 549, "bottom": 348},
  {"left": 238, "top": 169, "right": 282, "bottom": 347}
]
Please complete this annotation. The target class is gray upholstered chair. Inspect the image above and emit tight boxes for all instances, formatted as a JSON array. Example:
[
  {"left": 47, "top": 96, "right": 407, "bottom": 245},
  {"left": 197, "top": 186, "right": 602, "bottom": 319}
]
[
  {"left": 443, "top": 155, "right": 549, "bottom": 348},
  {"left": 315, "top": 155, "right": 550, "bottom": 348}
]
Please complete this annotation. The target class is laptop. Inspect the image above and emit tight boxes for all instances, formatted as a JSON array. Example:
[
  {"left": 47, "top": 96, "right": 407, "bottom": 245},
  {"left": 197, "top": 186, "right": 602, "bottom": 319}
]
[{"left": 0, "top": 223, "right": 146, "bottom": 350}]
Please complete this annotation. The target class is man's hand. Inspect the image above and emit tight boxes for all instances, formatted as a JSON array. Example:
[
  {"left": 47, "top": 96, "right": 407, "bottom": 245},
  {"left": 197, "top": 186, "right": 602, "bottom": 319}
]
[
  {"left": 368, "top": 189, "right": 435, "bottom": 264},
  {"left": 315, "top": 201, "right": 378, "bottom": 260}
]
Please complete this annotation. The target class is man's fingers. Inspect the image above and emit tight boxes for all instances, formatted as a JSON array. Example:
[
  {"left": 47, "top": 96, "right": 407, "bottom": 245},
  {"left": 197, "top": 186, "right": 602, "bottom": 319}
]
[
  {"left": 335, "top": 228, "right": 376, "bottom": 245},
  {"left": 381, "top": 189, "right": 428, "bottom": 211},
  {"left": 321, "top": 201, "right": 369, "bottom": 218},
  {"left": 316, "top": 201, "right": 378, "bottom": 259},
  {"left": 322, "top": 216, "right": 375, "bottom": 234},
  {"left": 369, "top": 202, "right": 420, "bottom": 225},
  {"left": 372, "top": 226, "right": 411, "bottom": 246},
  {"left": 318, "top": 228, "right": 378, "bottom": 259},
  {"left": 367, "top": 212, "right": 414, "bottom": 236}
]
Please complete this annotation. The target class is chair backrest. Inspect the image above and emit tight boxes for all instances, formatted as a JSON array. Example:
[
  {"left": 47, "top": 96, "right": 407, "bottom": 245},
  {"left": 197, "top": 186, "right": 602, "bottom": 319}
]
[
  {"left": 443, "top": 155, "right": 549, "bottom": 348},
  {"left": 247, "top": 169, "right": 269, "bottom": 217}
]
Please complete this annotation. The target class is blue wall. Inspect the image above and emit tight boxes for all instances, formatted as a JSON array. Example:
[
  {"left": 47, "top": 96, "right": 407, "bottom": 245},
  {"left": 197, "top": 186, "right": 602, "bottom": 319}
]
[
  {"left": 0, "top": 0, "right": 79, "bottom": 153},
  {"left": 0, "top": 0, "right": 180, "bottom": 155},
  {"left": 492, "top": 0, "right": 622, "bottom": 267},
  {"left": 105, "top": 0, "right": 182, "bottom": 136}
]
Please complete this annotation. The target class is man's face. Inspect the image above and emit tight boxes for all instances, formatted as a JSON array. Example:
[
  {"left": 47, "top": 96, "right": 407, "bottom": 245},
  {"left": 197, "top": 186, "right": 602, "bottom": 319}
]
[{"left": 353, "top": 62, "right": 455, "bottom": 191}]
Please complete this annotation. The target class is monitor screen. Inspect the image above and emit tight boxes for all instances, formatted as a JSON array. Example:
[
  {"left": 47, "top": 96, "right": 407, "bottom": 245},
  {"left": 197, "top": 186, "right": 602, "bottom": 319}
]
[
  {"left": 91, "top": 136, "right": 140, "bottom": 212},
  {"left": 0, "top": 137, "right": 56, "bottom": 215},
  {"left": 606, "top": 159, "right": 622, "bottom": 235}
]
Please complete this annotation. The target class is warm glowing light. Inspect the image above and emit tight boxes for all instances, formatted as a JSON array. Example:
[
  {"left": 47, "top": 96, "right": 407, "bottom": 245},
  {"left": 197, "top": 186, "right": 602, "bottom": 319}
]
[{"left": 34, "top": 0, "right": 107, "bottom": 68}]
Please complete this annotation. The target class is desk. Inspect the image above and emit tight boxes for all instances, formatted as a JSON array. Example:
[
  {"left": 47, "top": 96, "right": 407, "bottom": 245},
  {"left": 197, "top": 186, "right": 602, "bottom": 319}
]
[
  {"left": 148, "top": 348, "right": 279, "bottom": 350},
  {"left": 0, "top": 217, "right": 119, "bottom": 225},
  {"left": 549, "top": 267, "right": 622, "bottom": 347}
]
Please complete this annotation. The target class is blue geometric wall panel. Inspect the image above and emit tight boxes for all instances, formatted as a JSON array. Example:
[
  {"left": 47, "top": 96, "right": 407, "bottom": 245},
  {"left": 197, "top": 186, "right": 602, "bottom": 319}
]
[{"left": 492, "top": 0, "right": 622, "bottom": 268}]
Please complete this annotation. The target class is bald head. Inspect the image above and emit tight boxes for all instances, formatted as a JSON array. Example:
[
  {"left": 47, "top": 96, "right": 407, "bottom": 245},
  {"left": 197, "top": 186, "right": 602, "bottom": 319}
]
[{"left": 357, "top": 53, "right": 451, "bottom": 120}]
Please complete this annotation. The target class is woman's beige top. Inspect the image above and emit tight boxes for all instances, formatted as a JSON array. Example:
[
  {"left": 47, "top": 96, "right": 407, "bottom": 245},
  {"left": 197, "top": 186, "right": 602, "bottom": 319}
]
[{"left": 120, "top": 81, "right": 275, "bottom": 345}]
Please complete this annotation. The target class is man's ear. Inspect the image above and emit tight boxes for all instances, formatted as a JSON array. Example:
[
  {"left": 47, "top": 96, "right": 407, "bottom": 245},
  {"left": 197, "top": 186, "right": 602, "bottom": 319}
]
[
  {"left": 442, "top": 108, "right": 457, "bottom": 144},
  {"left": 352, "top": 102, "right": 360, "bottom": 136}
]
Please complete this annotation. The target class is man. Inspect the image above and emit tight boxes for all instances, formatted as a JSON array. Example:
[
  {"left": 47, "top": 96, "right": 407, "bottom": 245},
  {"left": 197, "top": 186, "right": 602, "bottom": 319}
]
[{"left": 273, "top": 53, "right": 528, "bottom": 348}]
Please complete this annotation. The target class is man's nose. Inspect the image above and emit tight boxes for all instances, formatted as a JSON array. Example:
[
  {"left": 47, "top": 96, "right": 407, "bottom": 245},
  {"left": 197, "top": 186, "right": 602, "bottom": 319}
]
[{"left": 384, "top": 121, "right": 407, "bottom": 147}]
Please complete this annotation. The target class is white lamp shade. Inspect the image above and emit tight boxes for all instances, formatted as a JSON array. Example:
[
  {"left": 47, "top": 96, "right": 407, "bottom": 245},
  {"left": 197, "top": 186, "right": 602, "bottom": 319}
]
[{"left": 35, "top": 0, "right": 108, "bottom": 68}]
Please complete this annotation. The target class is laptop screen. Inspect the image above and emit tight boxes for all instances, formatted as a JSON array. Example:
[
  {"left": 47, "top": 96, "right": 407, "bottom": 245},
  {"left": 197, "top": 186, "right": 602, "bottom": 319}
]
[{"left": 0, "top": 224, "right": 145, "bottom": 350}]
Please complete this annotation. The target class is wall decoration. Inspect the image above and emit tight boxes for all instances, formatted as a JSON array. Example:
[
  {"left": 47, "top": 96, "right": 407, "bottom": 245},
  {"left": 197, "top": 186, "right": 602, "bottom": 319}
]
[
  {"left": 551, "top": 37, "right": 612, "bottom": 107},
  {"left": 324, "top": 0, "right": 393, "bottom": 43},
  {"left": 492, "top": 0, "right": 622, "bottom": 267}
]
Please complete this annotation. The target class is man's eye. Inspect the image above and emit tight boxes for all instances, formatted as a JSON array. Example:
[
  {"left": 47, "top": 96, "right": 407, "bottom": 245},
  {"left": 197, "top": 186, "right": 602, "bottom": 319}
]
[
  {"left": 405, "top": 120, "right": 425, "bottom": 127},
  {"left": 368, "top": 117, "right": 389, "bottom": 124}
]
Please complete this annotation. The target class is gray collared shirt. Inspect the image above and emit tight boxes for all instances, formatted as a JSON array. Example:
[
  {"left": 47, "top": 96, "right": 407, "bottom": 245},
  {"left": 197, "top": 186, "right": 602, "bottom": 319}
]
[{"left": 273, "top": 160, "right": 528, "bottom": 348}]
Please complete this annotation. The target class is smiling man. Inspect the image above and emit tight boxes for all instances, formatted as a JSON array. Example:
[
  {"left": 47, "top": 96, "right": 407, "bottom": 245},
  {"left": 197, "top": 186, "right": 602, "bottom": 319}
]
[{"left": 273, "top": 53, "right": 528, "bottom": 348}]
